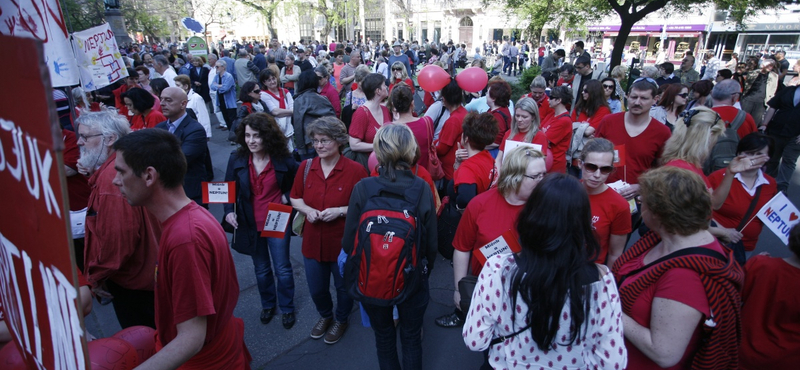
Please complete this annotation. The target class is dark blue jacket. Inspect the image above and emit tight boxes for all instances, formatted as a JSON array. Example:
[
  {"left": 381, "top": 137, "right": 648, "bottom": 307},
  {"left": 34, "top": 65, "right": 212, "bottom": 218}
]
[
  {"left": 223, "top": 151, "right": 298, "bottom": 255},
  {"left": 156, "top": 115, "right": 212, "bottom": 204}
]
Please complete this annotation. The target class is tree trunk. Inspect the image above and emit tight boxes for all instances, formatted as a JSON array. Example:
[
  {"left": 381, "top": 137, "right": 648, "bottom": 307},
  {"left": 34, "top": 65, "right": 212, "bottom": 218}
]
[{"left": 609, "top": 16, "right": 633, "bottom": 69}]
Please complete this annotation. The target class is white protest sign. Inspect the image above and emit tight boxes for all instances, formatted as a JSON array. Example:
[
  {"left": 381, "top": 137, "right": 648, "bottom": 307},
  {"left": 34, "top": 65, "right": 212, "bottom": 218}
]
[
  {"left": 504, "top": 140, "right": 542, "bottom": 155},
  {"left": 261, "top": 203, "right": 293, "bottom": 238},
  {"left": 756, "top": 192, "right": 800, "bottom": 245},
  {"left": 475, "top": 230, "right": 522, "bottom": 266},
  {"left": 71, "top": 23, "right": 128, "bottom": 91}
]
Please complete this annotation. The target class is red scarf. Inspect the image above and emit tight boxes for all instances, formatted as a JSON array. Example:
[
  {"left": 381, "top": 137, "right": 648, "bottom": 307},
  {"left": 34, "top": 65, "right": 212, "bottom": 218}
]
[{"left": 264, "top": 88, "right": 287, "bottom": 109}]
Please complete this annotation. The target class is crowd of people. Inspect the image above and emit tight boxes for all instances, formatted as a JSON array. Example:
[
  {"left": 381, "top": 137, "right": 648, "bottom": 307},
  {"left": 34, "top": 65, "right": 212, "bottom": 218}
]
[{"left": 23, "top": 35, "right": 800, "bottom": 370}]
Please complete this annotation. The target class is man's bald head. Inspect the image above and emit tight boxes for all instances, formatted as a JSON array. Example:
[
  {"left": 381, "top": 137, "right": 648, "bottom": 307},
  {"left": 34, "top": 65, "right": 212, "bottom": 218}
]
[{"left": 160, "top": 87, "right": 188, "bottom": 120}]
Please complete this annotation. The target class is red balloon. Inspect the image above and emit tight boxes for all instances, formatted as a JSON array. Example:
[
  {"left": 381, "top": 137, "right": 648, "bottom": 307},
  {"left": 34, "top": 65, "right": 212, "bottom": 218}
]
[
  {"left": 112, "top": 326, "right": 157, "bottom": 363},
  {"left": 88, "top": 337, "right": 140, "bottom": 370},
  {"left": 0, "top": 343, "right": 27, "bottom": 370},
  {"left": 456, "top": 67, "right": 489, "bottom": 93},
  {"left": 418, "top": 65, "right": 450, "bottom": 92}
]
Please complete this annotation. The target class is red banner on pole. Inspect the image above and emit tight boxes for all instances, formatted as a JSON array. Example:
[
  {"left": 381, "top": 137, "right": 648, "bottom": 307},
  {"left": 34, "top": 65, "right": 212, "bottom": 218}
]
[
  {"left": 202, "top": 181, "right": 236, "bottom": 204},
  {"left": 613, "top": 144, "right": 627, "bottom": 168},
  {"left": 0, "top": 35, "right": 88, "bottom": 368}
]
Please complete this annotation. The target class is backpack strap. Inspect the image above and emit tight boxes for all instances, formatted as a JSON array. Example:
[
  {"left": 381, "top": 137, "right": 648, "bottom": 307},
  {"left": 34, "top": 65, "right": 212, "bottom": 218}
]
[
  {"left": 618, "top": 247, "right": 727, "bottom": 287},
  {"left": 729, "top": 109, "right": 747, "bottom": 132},
  {"left": 433, "top": 104, "right": 447, "bottom": 131},
  {"left": 736, "top": 185, "right": 763, "bottom": 232}
]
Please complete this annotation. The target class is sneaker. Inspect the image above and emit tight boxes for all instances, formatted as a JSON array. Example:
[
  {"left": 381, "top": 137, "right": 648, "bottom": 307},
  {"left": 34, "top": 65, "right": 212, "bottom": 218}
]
[
  {"left": 282, "top": 312, "right": 296, "bottom": 329},
  {"left": 434, "top": 310, "right": 464, "bottom": 328},
  {"left": 323, "top": 321, "right": 348, "bottom": 344},
  {"left": 310, "top": 317, "right": 333, "bottom": 339},
  {"left": 260, "top": 308, "right": 275, "bottom": 324}
]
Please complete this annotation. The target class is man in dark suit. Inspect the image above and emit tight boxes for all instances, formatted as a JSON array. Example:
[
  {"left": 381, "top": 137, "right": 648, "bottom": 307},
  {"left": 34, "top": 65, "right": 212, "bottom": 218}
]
[{"left": 156, "top": 87, "right": 213, "bottom": 206}]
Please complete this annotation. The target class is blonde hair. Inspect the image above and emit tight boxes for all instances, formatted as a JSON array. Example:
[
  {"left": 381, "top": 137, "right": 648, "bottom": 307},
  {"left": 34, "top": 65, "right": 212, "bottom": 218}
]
[
  {"left": 611, "top": 65, "right": 627, "bottom": 80},
  {"left": 390, "top": 61, "right": 409, "bottom": 80},
  {"left": 661, "top": 106, "right": 725, "bottom": 167},
  {"left": 497, "top": 147, "right": 544, "bottom": 197},
  {"left": 510, "top": 97, "right": 541, "bottom": 144},
  {"left": 639, "top": 166, "right": 711, "bottom": 236},
  {"left": 373, "top": 124, "right": 418, "bottom": 181}
]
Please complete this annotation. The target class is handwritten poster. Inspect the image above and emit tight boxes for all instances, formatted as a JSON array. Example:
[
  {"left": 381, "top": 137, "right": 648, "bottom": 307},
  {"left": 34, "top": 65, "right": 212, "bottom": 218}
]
[
  {"left": 0, "top": 0, "right": 80, "bottom": 87},
  {"left": 475, "top": 230, "right": 522, "bottom": 266},
  {"left": 756, "top": 192, "right": 800, "bottom": 245},
  {"left": 71, "top": 23, "right": 128, "bottom": 91},
  {"left": 202, "top": 181, "right": 236, "bottom": 204},
  {"left": 261, "top": 203, "right": 293, "bottom": 238}
]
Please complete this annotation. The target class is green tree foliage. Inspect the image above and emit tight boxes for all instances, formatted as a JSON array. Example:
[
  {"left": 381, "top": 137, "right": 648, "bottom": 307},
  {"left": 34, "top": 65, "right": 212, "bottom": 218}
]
[
  {"left": 488, "top": 0, "right": 607, "bottom": 43},
  {"left": 61, "top": 0, "right": 106, "bottom": 32},
  {"left": 121, "top": 0, "right": 170, "bottom": 40}
]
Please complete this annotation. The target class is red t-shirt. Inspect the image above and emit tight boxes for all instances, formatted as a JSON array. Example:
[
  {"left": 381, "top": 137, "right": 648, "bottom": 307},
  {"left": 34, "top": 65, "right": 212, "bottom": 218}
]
[
  {"left": 453, "top": 188, "right": 523, "bottom": 275},
  {"left": 436, "top": 106, "right": 467, "bottom": 180},
  {"left": 490, "top": 107, "right": 512, "bottom": 146},
  {"left": 617, "top": 241, "right": 723, "bottom": 370},
  {"left": 130, "top": 110, "right": 166, "bottom": 131},
  {"left": 664, "top": 159, "right": 712, "bottom": 189},
  {"left": 405, "top": 117, "right": 433, "bottom": 170},
  {"left": 740, "top": 256, "right": 800, "bottom": 369},
  {"left": 536, "top": 95, "right": 554, "bottom": 122},
  {"left": 62, "top": 129, "right": 91, "bottom": 211},
  {"left": 540, "top": 111, "right": 572, "bottom": 173},
  {"left": 712, "top": 106, "right": 757, "bottom": 140},
  {"left": 597, "top": 112, "right": 672, "bottom": 184},
  {"left": 588, "top": 187, "right": 632, "bottom": 264},
  {"left": 349, "top": 105, "right": 391, "bottom": 144},
  {"left": 291, "top": 157, "right": 368, "bottom": 262},
  {"left": 156, "top": 202, "right": 241, "bottom": 354},
  {"left": 498, "top": 129, "right": 549, "bottom": 153},
  {"left": 249, "top": 158, "right": 283, "bottom": 231},
  {"left": 454, "top": 151, "right": 497, "bottom": 194},
  {"left": 572, "top": 105, "right": 612, "bottom": 129},
  {"left": 708, "top": 170, "right": 778, "bottom": 251},
  {"left": 389, "top": 78, "right": 414, "bottom": 94},
  {"left": 320, "top": 83, "right": 342, "bottom": 118}
]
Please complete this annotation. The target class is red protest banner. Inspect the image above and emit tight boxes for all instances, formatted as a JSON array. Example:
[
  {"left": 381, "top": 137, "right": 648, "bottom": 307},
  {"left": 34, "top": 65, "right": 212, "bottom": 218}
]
[
  {"left": 0, "top": 35, "right": 88, "bottom": 368},
  {"left": 261, "top": 203, "right": 293, "bottom": 238},
  {"left": 202, "top": 181, "right": 236, "bottom": 204}
]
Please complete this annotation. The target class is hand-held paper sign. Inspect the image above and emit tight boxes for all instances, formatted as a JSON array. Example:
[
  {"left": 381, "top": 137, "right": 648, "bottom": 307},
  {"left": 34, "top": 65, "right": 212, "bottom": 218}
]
[
  {"left": 474, "top": 230, "right": 522, "bottom": 266},
  {"left": 418, "top": 65, "right": 450, "bottom": 92},
  {"left": 202, "top": 182, "right": 236, "bottom": 204},
  {"left": 261, "top": 203, "right": 293, "bottom": 238},
  {"left": 756, "top": 192, "right": 800, "bottom": 245}
]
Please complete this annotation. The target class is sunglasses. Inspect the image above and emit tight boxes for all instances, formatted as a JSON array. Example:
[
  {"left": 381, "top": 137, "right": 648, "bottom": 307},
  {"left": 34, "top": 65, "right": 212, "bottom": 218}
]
[
  {"left": 602, "top": 84, "right": 615, "bottom": 89},
  {"left": 583, "top": 162, "right": 614, "bottom": 174},
  {"left": 251, "top": 89, "right": 260, "bottom": 93},
  {"left": 677, "top": 93, "right": 689, "bottom": 98},
  {"left": 392, "top": 67, "right": 403, "bottom": 71}
]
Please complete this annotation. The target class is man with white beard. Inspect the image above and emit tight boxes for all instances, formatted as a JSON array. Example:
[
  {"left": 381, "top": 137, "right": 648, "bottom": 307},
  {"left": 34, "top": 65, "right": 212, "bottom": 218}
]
[{"left": 76, "top": 110, "right": 161, "bottom": 329}]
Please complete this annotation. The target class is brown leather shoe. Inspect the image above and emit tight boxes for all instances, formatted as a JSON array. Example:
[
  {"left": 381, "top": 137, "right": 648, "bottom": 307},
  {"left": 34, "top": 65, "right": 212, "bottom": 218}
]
[
  {"left": 310, "top": 317, "right": 332, "bottom": 339},
  {"left": 323, "top": 321, "right": 348, "bottom": 344}
]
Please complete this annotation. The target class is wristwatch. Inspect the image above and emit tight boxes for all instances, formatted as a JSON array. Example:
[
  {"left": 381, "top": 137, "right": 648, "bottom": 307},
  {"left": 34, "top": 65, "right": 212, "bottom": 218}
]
[{"left": 339, "top": 208, "right": 345, "bottom": 218}]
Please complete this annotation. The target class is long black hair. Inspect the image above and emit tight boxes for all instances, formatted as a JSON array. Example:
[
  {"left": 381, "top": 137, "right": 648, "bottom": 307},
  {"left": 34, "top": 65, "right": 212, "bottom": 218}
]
[{"left": 511, "top": 173, "right": 600, "bottom": 349}]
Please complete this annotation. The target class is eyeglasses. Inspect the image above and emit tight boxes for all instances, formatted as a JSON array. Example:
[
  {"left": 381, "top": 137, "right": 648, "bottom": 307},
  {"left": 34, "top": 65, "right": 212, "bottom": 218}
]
[
  {"left": 78, "top": 133, "right": 103, "bottom": 141},
  {"left": 392, "top": 67, "right": 403, "bottom": 71},
  {"left": 677, "top": 93, "right": 689, "bottom": 98},
  {"left": 316, "top": 75, "right": 324, "bottom": 80},
  {"left": 582, "top": 162, "right": 614, "bottom": 174},
  {"left": 602, "top": 84, "right": 615, "bottom": 90},
  {"left": 581, "top": 90, "right": 588, "bottom": 94},
  {"left": 312, "top": 139, "right": 332, "bottom": 146},
  {"left": 523, "top": 172, "right": 546, "bottom": 181}
]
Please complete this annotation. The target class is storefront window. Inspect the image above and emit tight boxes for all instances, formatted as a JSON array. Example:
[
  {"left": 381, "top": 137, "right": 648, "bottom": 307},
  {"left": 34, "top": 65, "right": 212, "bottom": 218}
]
[
  {"left": 737, "top": 34, "right": 769, "bottom": 57},
  {"left": 767, "top": 34, "right": 799, "bottom": 52}
]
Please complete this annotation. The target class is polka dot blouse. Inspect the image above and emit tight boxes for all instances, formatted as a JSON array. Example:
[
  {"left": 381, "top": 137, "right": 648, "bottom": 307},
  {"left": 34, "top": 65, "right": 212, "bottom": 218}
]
[{"left": 463, "top": 254, "right": 627, "bottom": 370}]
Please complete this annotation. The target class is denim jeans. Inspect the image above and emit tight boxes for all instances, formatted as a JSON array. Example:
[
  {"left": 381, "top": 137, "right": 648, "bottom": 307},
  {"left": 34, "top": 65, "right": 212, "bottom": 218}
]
[
  {"left": 361, "top": 277, "right": 429, "bottom": 370},
  {"left": 502, "top": 56, "right": 510, "bottom": 74},
  {"left": 253, "top": 232, "right": 295, "bottom": 313},
  {"left": 304, "top": 257, "right": 353, "bottom": 322}
]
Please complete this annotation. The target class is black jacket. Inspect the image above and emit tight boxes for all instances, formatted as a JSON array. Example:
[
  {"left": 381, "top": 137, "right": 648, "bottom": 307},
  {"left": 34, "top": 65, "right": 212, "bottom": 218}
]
[
  {"left": 223, "top": 151, "right": 298, "bottom": 255},
  {"left": 189, "top": 66, "right": 211, "bottom": 102},
  {"left": 766, "top": 86, "right": 800, "bottom": 138},
  {"left": 156, "top": 115, "right": 213, "bottom": 203}
]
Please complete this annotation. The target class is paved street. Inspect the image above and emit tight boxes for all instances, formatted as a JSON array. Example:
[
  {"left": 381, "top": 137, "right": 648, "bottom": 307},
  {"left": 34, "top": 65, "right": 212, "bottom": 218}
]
[{"left": 83, "top": 85, "right": 795, "bottom": 370}]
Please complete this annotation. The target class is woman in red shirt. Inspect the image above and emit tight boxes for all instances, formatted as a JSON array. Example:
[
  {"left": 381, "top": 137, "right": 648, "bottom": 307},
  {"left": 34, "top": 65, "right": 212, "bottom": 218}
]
[
  {"left": 122, "top": 87, "right": 165, "bottom": 131},
  {"left": 739, "top": 224, "right": 800, "bottom": 369},
  {"left": 291, "top": 116, "right": 368, "bottom": 344},
  {"left": 435, "top": 147, "right": 546, "bottom": 328},
  {"left": 435, "top": 79, "right": 467, "bottom": 181},
  {"left": 485, "top": 79, "right": 512, "bottom": 157},
  {"left": 613, "top": 166, "right": 744, "bottom": 370},
  {"left": 580, "top": 138, "right": 631, "bottom": 267},
  {"left": 572, "top": 80, "right": 611, "bottom": 131},
  {"left": 540, "top": 86, "right": 573, "bottom": 173},
  {"left": 495, "top": 97, "right": 551, "bottom": 172},
  {"left": 708, "top": 133, "right": 775, "bottom": 254},
  {"left": 524, "top": 76, "right": 552, "bottom": 122},
  {"left": 349, "top": 73, "right": 391, "bottom": 156},
  {"left": 223, "top": 113, "right": 299, "bottom": 329},
  {"left": 388, "top": 61, "right": 414, "bottom": 93},
  {"left": 389, "top": 83, "right": 433, "bottom": 169},
  {"left": 451, "top": 112, "right": 499, "bottom": 209}
]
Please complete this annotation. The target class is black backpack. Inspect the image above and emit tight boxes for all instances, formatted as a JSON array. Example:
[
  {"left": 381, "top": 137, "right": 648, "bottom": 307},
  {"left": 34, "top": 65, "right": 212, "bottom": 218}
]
[
  {"left": 345, "top": 178, "right": 428, "bottom": 306},
  {"left": 703, "top": 109, "right": 746, "bottom": 175}
]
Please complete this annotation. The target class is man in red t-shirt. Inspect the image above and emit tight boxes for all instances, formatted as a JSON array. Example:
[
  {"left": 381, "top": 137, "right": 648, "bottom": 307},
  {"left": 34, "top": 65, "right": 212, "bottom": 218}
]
[
  {"left": 711, "top": 79, "right": 758, "bottom": 139},
  {"left": 112, "top": 129, "right": 250, "bottom": 369},
  {"left": 596, "top": 80, "right": 671, "bottom": 200}
]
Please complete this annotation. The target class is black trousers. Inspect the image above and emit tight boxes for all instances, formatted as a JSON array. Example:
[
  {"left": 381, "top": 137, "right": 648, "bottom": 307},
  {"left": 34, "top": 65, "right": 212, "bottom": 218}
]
[{"left": 106, "top": 280, "right": 156, "bottom": 329}]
